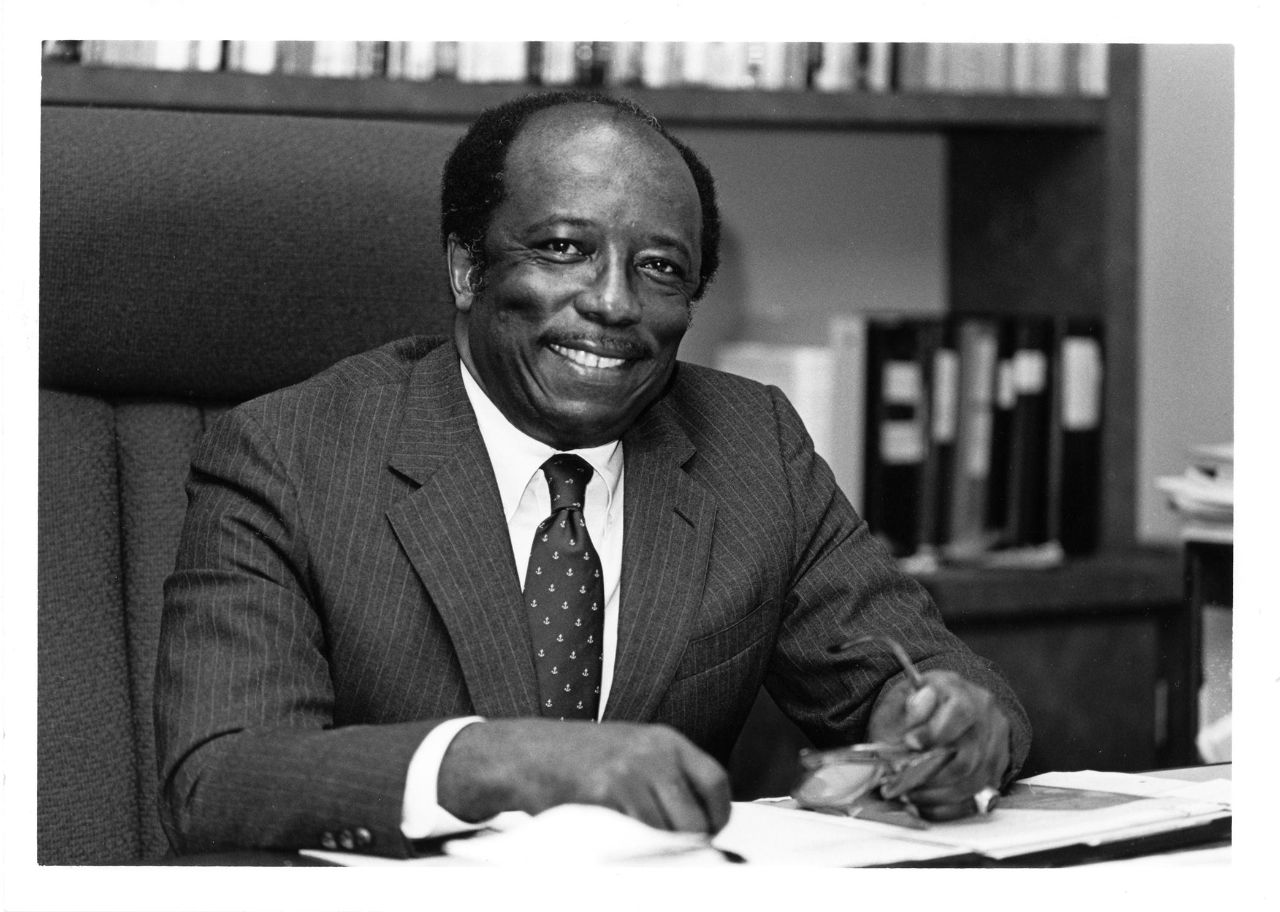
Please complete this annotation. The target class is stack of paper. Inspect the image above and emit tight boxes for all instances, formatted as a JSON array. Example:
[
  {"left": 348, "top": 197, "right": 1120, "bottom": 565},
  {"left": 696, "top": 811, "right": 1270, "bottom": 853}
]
[
  {"left": 1156, "top": 442, "right": 1233, "bottom": 540},
  {"left": 301, "top": 770, "right": 1230, "bottom": 867}
]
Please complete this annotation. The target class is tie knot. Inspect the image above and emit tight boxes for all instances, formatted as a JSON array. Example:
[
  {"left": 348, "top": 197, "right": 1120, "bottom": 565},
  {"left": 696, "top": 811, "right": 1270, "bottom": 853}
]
[{"left": 542, "top": 454, "right": 593, "bottom": 511}]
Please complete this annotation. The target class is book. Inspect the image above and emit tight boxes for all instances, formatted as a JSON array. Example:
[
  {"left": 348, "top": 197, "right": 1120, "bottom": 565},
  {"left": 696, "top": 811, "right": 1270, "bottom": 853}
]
[
  {"left": 313, "top": 41, "right": 360, "bottom": 78},
  {"left": 79, "top": 40, "right": 222, "bottom": 71},
  {"left": 944, "top": 317, "right": 1000, "bottom": 559},
  {"left": 745, "top": 42, "right": 810, "bottom": 91},
  {"left": 225, "top": 40, "right": 279, "bottom": 75},
  {"left": 434, "top": 41, "right": 460, "bottom": 79},
  {"left": 457, "top": 42, "right": 528, "bottom": 83},
  {"left": 863, "top": 319, "right": 927, "bottom": 557},
  {"left": 604, "top": 41, "right": 644, "bottom": 87},
  {"left": 385, "top": 42, "right": 438, "bottom": 81},
  {"left": 715, "top": 322, "right": 867, "bottom": 514},
  {"left": 42, "top": 40, "right": 83, "bottom": 62},
  {"left": 1056, "top": 317, "right": 1105, "bottom": 553},
  {"left": 704, "top": 42, "right": 752, "bottom": 90},
  {"left": 578, "top": 42, "right": 607, "bottom": 86},
  {"left": 812, "top": 43, "right": 857, "bottom": 92},
  {"left": 1076, "top": 43, "right": 1110, "bottom": 97},
  {"left": 640, "top": 41, "right": 682, "bottom": 88},
  {"left": 827, "top": 314, "right": 869, "bottom": 515},
  {"left": 153, "top": 41, "right": 223, "bottom": 72},
  {"left": 921, "top": 318, "right": 960, "bottom": 557},
  {"left": 1004, "top": 317, "right": 1056, "bottom": 547},
  {"left": 713, "top": 342, "right": 837, "bottom": 475},
  {"left": 902, "top": 318, "right": 949, "bottom": 570},
  {"left": 985, "top": 319, "right": 1018, "bottom": 541},
  {"left": 528, "top": 41, "right": 574, "bottom": 85},
  {"left": 277, "top": 41, "right": 316, "bottom": 76},
  {"left": 894, "top": 43, "right": 926, "bottom": 92},
  {"left": 1030, "top": 43, "right": 1069, "bottom": 95},
  {"left": 679, "top": 40, "right": 710, "bottom": 86},
  {"left": 862, "top": 42, "right": 895, "bottom": 92}
]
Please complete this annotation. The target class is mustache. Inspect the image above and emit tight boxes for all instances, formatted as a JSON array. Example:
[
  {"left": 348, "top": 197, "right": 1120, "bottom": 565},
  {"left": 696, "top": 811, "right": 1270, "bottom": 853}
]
[{"left": 543, "top": 333, "right": 650, "bottom": 360}]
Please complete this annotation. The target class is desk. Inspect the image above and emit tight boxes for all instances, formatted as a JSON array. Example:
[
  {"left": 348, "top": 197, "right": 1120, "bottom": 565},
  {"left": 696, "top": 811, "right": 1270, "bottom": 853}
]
[
  {"left": 149, "top": 765, "right": 1230, "bottom": 868},
  {"left": 1166, "top": 531, "right": 1233, "bottom": 765}
]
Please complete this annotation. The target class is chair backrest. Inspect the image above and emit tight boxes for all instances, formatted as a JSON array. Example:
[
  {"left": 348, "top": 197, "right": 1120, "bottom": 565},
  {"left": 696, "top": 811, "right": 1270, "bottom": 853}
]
[{"left": 37, "top": 104, "right": 462, "bottom": 863}]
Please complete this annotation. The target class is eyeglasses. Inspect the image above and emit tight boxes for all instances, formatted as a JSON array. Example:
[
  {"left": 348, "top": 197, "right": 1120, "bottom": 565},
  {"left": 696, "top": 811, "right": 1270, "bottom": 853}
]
[{"left": 790, "top": 635, "right": 951, "bottom": 817}]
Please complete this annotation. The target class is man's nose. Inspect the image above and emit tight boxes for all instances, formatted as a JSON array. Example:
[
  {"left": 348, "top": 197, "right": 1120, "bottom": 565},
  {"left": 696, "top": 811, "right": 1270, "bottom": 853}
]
[{"left": 576, "top": 252, "right": 641, "bottom": 325}]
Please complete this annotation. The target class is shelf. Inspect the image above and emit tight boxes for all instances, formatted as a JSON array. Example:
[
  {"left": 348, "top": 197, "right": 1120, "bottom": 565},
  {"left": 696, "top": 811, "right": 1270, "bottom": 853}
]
[
  {"left": 40, "top": 62, "right": 1108, "bottom": 132},
  {"left": 919, "top": 548, "right": 1183, "bottom": 622}
]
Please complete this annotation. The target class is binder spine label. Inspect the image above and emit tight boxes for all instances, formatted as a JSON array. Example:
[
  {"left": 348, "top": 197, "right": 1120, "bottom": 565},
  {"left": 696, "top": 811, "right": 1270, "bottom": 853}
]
[
  {"left": 881, "top": 421, "right": 926, "bottom": 464},
  {"left": 1013, "top": 350, "right": 1048, "bottom": 393},
  {"left": 1062, "top": 336, "right": 1104, "bottom": 430},
  {"left": 882, "top": 360, "right": 924, "bottom": 464},
  {"left": 883, "top": 361, "right": 922, "bottom": 404},
  {"left": 963, "top": 333, "right": 997, "bottom": 478},
  {"left": 932, "top": 349, "right": 959, "bottom": 442}
]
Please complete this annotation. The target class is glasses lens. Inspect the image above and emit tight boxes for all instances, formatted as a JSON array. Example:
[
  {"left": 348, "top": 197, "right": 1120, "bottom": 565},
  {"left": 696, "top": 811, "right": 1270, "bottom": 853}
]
[{"left": 792, "top": 759, "right": 883, "bottom": 808}]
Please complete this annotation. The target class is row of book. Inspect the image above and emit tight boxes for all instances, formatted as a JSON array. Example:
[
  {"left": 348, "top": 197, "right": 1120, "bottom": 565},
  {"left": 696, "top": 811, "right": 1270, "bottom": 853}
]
[
  {"left": 716, "top": 313, "right": 1105, "bottom": 571},
  {"left": 44, "top": 41, "right": 1109, "bottom": 97}
]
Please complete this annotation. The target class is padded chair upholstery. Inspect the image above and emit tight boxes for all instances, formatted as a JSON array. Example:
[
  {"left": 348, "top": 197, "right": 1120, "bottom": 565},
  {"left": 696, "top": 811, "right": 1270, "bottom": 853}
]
[{"left": 38, "top": 105, "right": 461, "bottom": 863}]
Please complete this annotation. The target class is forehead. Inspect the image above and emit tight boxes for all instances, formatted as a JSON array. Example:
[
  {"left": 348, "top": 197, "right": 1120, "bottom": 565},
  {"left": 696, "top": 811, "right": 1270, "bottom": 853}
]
[{"left": 498, "top": 104, "right": 701, "bottom": 229}]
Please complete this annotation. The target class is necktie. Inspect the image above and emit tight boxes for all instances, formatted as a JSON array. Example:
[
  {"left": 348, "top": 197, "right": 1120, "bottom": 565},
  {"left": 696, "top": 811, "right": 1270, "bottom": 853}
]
[{"left": 524, "top": 454, "right": 605, "bottom": 721}]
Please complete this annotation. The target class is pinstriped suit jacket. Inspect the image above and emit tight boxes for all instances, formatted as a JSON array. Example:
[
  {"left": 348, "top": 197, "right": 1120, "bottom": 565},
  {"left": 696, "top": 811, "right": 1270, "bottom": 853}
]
[{"left": 155, "top": 335, "right": 1030, "bottom": 857}]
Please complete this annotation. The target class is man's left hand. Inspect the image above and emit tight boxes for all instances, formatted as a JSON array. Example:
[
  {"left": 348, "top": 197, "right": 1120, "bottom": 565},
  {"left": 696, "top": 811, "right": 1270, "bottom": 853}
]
[{"left": 868, "top": 670, "right": 1012, "bottom": 820}]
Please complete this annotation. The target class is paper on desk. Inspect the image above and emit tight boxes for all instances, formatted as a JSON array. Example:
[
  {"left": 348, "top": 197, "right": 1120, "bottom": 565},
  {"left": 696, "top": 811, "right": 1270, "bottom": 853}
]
[
  {"left": 442, "top": 804, "right": 727, "bottom": 865},
  {"left": 908, "top": 796, "right": 1228, "bottom": 859},
  {"left": 302, "top": 806, "right": 725, "bottom": 866},
  {"left": 1021, "top": 770, "right": 1231, "bottom": 806},
  {"left": 711, "top": 801, "right": 959, "bottom": 866}
]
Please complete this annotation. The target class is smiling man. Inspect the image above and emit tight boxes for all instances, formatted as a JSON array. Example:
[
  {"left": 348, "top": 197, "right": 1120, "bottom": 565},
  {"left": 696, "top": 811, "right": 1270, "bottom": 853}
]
[{"left": 155, "top": 93, "right": 1030, "bottom": 858}]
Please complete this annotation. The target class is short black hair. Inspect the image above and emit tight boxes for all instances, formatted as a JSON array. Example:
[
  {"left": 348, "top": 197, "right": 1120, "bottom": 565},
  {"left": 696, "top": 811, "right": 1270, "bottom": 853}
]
[{"left": 440, "top": 91, "right": 720, "bottom": 300}]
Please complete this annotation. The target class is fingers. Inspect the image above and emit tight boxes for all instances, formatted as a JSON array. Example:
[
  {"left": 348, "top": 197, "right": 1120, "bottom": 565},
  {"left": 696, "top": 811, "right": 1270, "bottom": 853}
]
[
  {"left": 899, "top": 674, "right": 981, "bottom": 749},
  {"left": 637, "top": 734, "right": 732, "bottom": 834},
  {"left": 902, "top": 694, "right": 1012, "bottom": 814},
  {"left": 455, "top": 719, "right": 732, "bottom": 835},
  {"left": 681, "top": 745, "right": 733, "bottom": 833},
  {"left": 900, "top": 686, "right": 939, "bottom": 740},
  {"left": 866, "top": 672, "right": 1012, "bottom": 817}
]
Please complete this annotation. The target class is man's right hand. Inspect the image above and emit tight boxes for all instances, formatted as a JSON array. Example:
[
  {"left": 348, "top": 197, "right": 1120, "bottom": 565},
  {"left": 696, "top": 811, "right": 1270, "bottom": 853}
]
[{"left": 436, "top": 719, "right": 732, "bottom": 835}]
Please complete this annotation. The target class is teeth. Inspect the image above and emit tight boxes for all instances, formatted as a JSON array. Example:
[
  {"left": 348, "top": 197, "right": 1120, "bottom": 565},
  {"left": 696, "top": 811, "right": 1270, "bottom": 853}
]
[{"left": 551, "top": 344, "right": 627, "bottom": 370}]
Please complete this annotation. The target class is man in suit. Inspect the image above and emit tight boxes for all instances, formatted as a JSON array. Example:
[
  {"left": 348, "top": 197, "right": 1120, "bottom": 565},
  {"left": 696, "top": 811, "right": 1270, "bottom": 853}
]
[{"left": 156, "top": 91, "right": 1030, "bottom": 858}]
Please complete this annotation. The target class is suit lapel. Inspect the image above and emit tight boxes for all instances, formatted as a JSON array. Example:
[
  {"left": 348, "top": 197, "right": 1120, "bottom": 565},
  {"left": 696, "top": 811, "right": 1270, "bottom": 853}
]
[
  {"left": 385, "top": 343, "right": 540, "bottom": 719},
  {"left": 604, "top": 390, "right": 717, "bottom": 723}
]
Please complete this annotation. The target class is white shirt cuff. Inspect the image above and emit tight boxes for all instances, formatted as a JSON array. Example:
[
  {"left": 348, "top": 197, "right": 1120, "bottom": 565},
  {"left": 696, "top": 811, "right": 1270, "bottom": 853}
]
[{"left": 400, "top": 716, "right": 487, "bottom": 840}]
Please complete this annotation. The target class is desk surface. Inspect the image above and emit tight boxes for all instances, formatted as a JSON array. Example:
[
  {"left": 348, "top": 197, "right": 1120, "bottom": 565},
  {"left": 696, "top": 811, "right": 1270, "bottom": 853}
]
[
  {"left": 1148, "top": 763, "right": 1231, "bottom": 783},
  {"left": 148, "top": 764, "right": 1231, "bottom": 868}
]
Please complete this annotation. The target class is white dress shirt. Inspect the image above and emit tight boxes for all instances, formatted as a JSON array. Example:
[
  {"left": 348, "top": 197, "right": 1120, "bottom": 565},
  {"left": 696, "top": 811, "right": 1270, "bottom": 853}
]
[{"left": 400, "top": 359, "right": 625, "bottom": 838}]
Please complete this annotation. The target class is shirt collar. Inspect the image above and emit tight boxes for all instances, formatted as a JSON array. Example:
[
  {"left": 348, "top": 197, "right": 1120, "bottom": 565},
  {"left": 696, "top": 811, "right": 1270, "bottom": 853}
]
[{"left": 459, "top": 359, "right": 623, "bottom": 522}]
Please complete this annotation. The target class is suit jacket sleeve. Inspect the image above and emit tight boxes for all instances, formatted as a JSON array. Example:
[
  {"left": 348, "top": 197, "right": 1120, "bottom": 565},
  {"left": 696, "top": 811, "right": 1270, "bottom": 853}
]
[
  {"left": 759, "top": 384, "right": 1032, "bottom": 779},
  {"left": 155, "top": 405, "right": 435, "bottom": 858}
]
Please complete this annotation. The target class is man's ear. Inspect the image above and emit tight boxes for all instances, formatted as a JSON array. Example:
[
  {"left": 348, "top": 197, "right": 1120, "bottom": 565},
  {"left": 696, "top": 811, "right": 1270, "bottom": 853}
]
[{"left": 446, "top": 234, "right": 478, "bottom": 313}]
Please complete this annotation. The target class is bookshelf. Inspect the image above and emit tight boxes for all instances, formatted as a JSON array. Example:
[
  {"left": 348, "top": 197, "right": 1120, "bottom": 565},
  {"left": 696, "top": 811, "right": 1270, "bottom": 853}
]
[
  {"left": 42, "top": 62, "right": 1109, "bottom": 130},
  {"left": 41, "top": 44, "right": 1189, "bottom": 775},
  {"left": 38, "top": 47, "right": 1139, "bottom": 553}
]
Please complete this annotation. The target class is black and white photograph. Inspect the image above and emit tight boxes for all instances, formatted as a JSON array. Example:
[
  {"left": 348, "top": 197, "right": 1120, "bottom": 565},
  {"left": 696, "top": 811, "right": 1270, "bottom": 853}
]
[{"left": 2, "top": 3, "right": 1271, "bottom": 909}]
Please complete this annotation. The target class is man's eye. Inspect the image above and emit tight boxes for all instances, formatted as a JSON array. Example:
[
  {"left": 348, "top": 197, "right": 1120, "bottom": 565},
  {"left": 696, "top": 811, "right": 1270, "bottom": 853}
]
[
  {"left": 641, "top": 258, "right": 685, "bottom": 279},
  {"left": 542, "top": 239, "right": 584, "bottom": 257}
]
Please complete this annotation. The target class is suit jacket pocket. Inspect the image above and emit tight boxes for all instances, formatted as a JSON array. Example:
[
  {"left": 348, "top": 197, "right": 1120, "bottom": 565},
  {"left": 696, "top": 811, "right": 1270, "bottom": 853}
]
[{"left": 671, "top": 598, "right": 777, "bottom": 682}]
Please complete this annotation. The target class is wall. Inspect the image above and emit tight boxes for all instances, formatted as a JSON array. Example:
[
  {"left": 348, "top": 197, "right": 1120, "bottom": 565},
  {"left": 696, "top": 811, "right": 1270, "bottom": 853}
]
[
  {"left": 672, "top": 128, "right": 946, "bottom": 368},
  {"left": 1137, "top": 44, "right": 1235, "bottom": 542}
]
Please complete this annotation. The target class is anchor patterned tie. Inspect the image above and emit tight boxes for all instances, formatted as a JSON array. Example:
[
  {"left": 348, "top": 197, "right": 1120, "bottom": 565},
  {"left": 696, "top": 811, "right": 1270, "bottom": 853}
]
[{"left": 524, "top": 454, "right": 604, "bottom": 721}]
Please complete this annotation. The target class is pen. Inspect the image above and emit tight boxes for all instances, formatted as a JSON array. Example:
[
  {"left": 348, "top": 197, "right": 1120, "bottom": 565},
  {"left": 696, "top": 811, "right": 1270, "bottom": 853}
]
[{"left": 828, "top": 634, "right": 927, "bottom": 691}]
